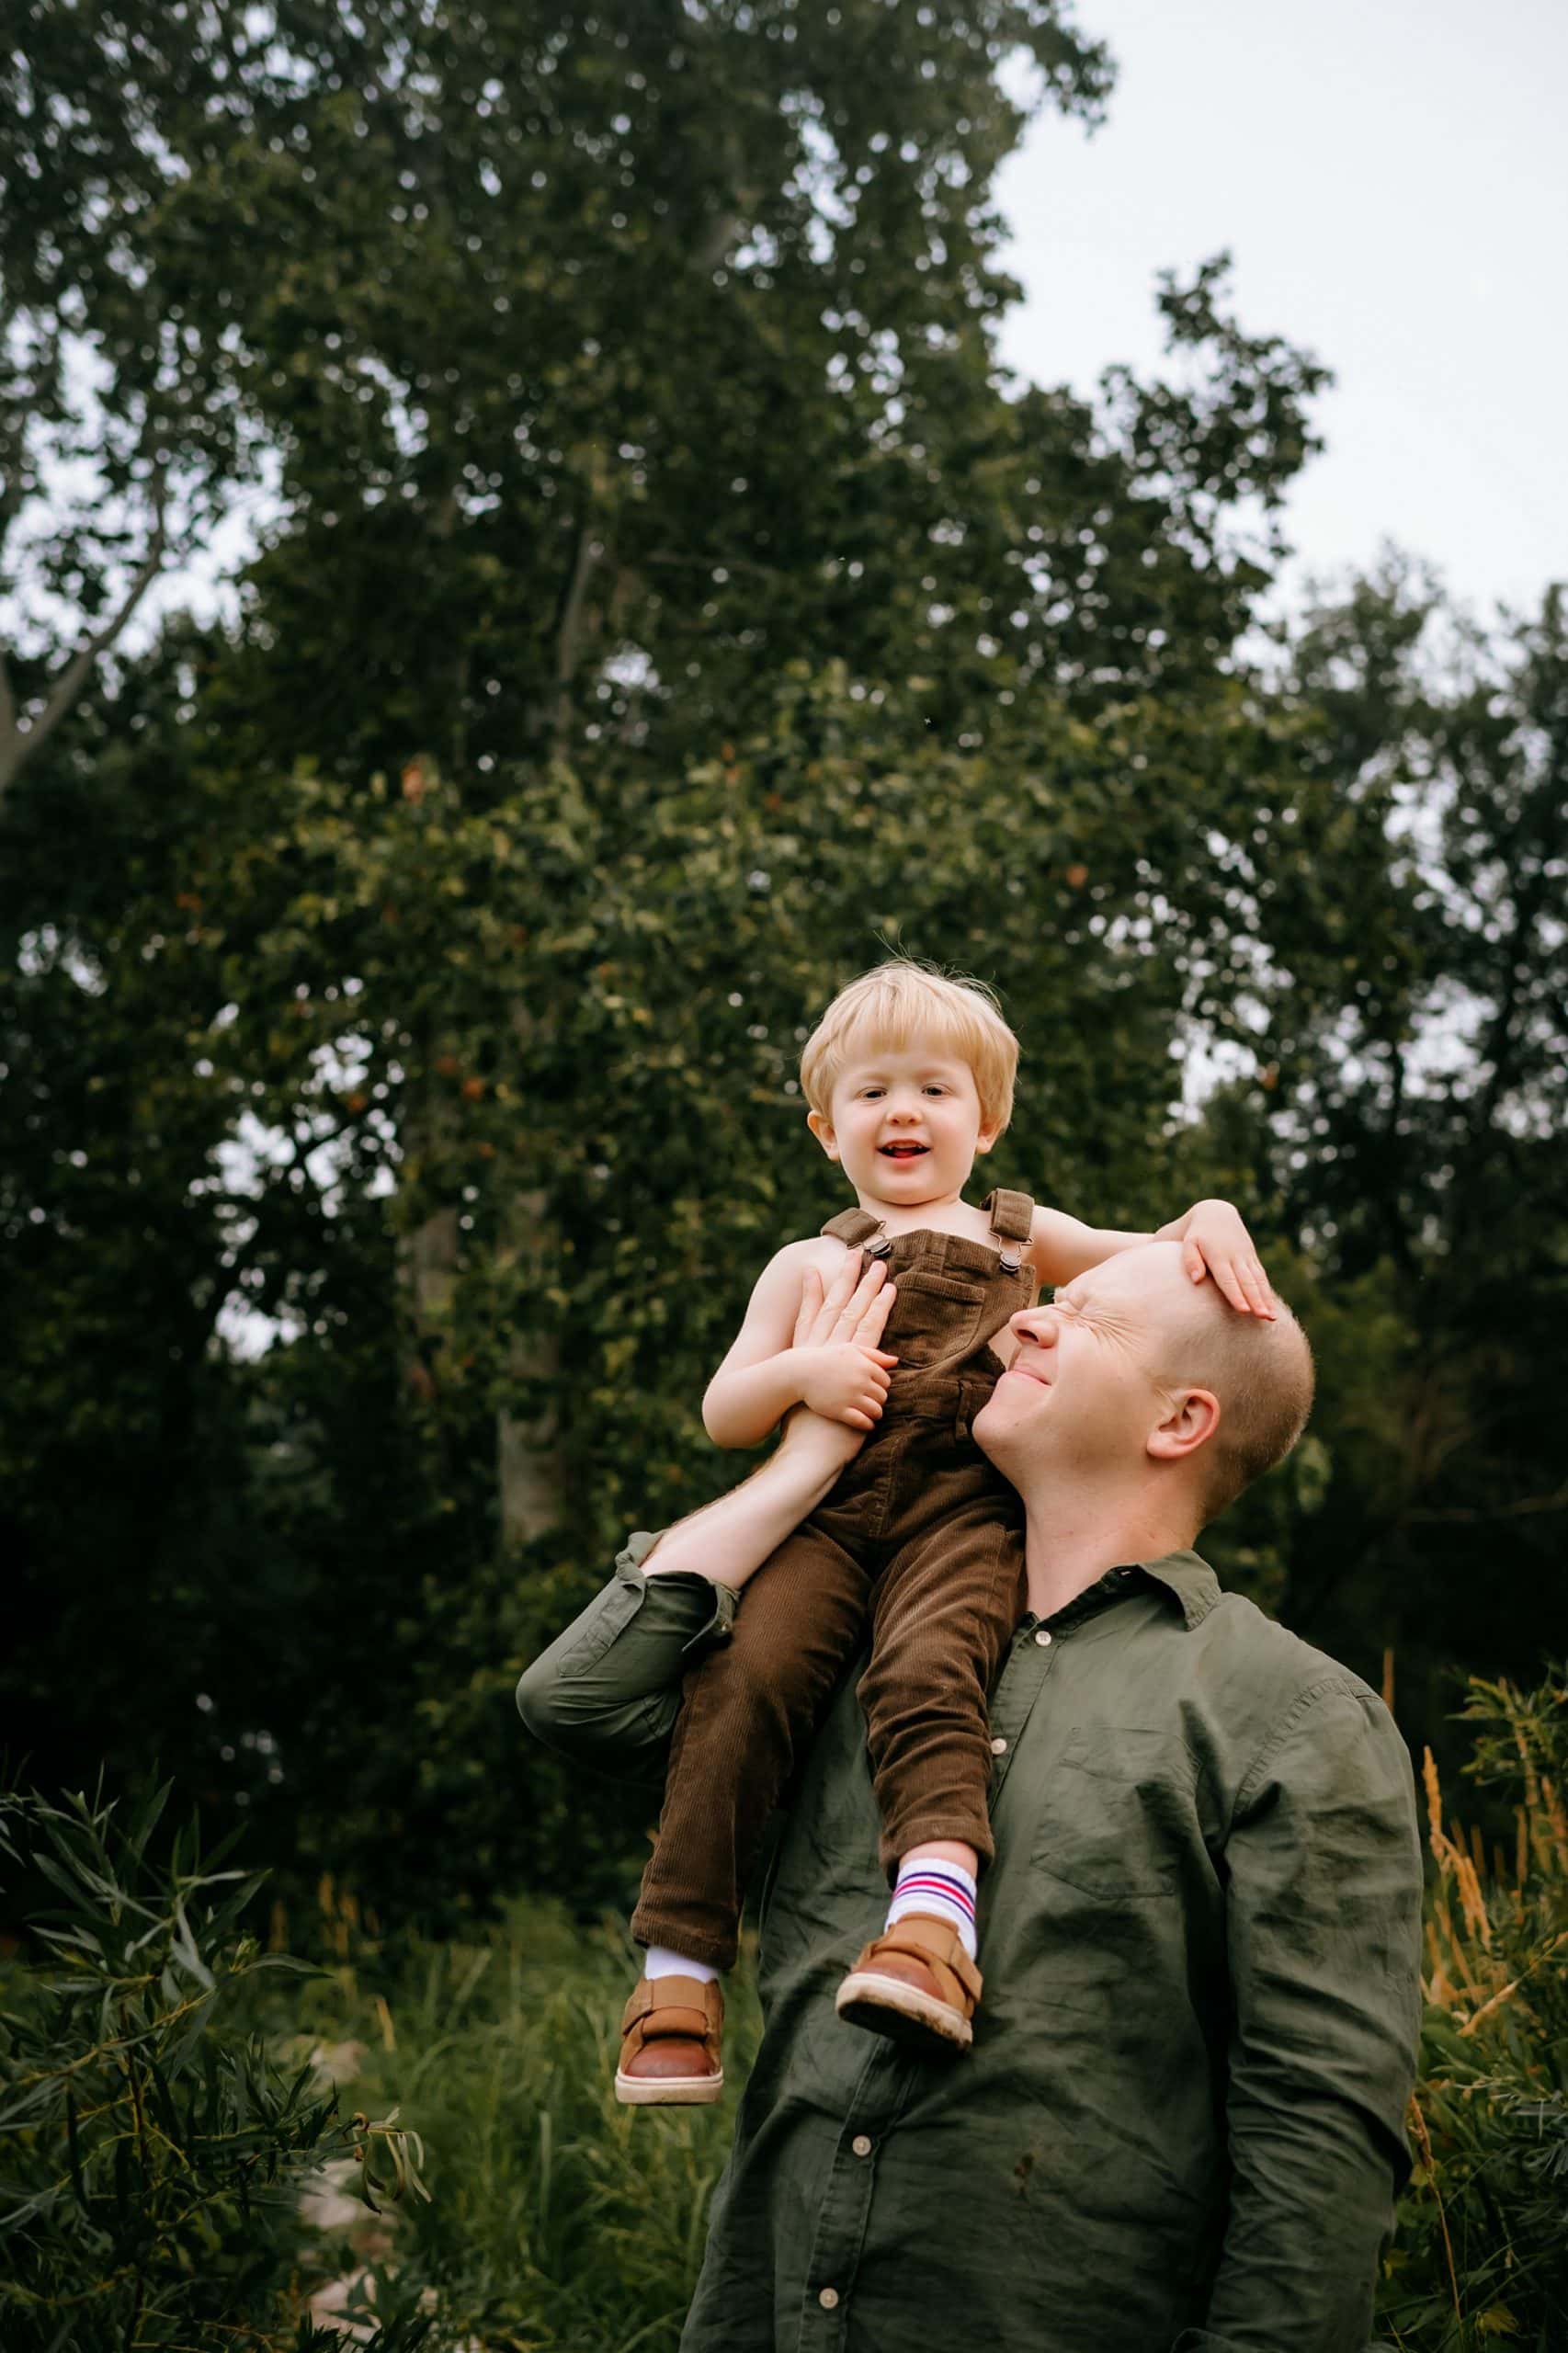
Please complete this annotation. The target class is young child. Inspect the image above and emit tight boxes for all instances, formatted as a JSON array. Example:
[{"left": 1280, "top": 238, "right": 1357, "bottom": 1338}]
[{"left": 612, "top": 961, "right": 1275, "bottom": 2104}]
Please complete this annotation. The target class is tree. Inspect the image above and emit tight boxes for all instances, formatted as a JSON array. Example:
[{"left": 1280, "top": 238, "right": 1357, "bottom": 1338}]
[
  {"left": 1186, "top": 568, "right": 1568, "bottom": 1745},
  {"left": 7, "top": 2, "right": 1410, "bottom": 1916}
]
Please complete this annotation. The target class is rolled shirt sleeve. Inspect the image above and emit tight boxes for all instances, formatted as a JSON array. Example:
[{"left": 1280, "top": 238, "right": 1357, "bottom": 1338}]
[
  {"left": 1184, "top": 1678, "right": 1425, "bottom": 2351},
  {"left": 515, "top": 1531, "right": 736, "bottom": 1785}
]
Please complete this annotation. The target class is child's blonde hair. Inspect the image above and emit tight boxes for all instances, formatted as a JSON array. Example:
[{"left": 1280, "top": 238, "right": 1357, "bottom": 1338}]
[{"left": 800, "top": 961, "right": 1019, "bottom": 1138}]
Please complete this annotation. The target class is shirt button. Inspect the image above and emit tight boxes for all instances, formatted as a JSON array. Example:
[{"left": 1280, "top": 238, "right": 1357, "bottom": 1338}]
[
  {"left": 818, "top": 2286, "right": 841, "bottom": 2310},
  {"left": 1034, "top": 1628, "right": 1053, "bottom": 1647},
  {"left": 851, "top": 2132, "right": 873, "bottom": 2157},
  {"left": 990, "top": 1734, "right": 1007, "bottom": 1755}
]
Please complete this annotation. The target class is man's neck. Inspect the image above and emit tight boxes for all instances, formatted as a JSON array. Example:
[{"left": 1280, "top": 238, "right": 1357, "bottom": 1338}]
[{"left": 1020, "top": 1484, "right": 1200, "bottom": 1622}]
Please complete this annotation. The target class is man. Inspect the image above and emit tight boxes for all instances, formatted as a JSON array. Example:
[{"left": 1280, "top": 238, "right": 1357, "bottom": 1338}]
[{"left": 517, "top": 1243, "right": 1424, "bottom": 2351}]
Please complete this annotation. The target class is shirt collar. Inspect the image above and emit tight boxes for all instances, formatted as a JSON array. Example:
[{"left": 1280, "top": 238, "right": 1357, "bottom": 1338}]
[{"left": 1131, "top": 1548, "right": 1221, "bottom": 1630}]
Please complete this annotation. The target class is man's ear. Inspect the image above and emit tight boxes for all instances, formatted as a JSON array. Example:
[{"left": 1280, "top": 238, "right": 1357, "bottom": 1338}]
[
  {"left": 1146, "top": 1386, "right": 1221, "bottom": 1466},
  {"left": 806, "top": 1108, "right": 840, "bottom": 1162}
]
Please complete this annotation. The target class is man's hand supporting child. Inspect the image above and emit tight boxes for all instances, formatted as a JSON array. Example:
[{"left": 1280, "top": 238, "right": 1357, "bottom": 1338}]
[
  {"left": 703, "top": 1247, "right": 901, "bottom": 1447},
  {"left": 647, "top": 1254, "right": 899, "bottom": 1585}
]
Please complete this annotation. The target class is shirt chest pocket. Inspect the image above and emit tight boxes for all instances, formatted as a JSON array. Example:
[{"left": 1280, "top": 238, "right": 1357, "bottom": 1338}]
[{"left": 1032, "top": 1728, "right": 1190, "bottom": 1900}]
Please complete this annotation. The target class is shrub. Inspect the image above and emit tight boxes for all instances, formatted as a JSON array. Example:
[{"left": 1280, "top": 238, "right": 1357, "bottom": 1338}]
[
  {"left": 1381, "top": 1670, "right": 1568, "bottom": 2349},
  {"left": 0, "top": 1783, "right": 434, "bottom": 2352},
  {"left": 265, "top": 1882, "right": 764, "bottom": 2352}
]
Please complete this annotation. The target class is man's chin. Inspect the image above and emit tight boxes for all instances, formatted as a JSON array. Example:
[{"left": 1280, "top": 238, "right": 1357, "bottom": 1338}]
[
  {"left": 977, "top": 1370, "right": 1055, "bottom": 1455},
  {"left": 973, "top": 1392, "right": 1028, "bottom": 1463}
]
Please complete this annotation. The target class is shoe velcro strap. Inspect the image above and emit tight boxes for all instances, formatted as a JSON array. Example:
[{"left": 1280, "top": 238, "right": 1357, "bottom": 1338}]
[
  {"left": 620, "top": 1975, "right": 721, "bottom": 2039},
  {"left": 639, "top": 2003, "right": 710, "bottom": 2040},
  {"left": 870, "top": 1914, "right": 983, "bottom": 2006}
]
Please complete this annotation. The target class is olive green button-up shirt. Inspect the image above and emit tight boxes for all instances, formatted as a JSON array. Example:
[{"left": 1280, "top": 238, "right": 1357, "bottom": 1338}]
[{"left": 517, "top": 1536, "right": 1424, "bottom": 2353}]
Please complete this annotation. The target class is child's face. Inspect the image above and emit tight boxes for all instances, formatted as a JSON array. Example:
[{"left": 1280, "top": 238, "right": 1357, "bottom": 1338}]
[{"left": 808, "top": 1045, "right": 996, "bottom": 1206}]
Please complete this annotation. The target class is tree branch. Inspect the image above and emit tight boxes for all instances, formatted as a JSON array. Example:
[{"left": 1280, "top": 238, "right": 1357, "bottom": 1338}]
[
  {"left": 550, "top": 506, "right": 605, "bottom": 764},
  {"left": 0, "top": 491, "right": 168, "bottom": 805}
]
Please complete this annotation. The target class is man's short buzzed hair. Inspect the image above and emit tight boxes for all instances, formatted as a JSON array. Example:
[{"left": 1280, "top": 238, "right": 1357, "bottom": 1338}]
[{"left": 1168, "top": 1290, "right": 1316, "bottom": 1524}]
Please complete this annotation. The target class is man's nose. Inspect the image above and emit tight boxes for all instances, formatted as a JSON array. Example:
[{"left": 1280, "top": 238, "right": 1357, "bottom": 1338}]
[{"left": 1009, "top": 1306, "right": 1057, "bottom": 1349}]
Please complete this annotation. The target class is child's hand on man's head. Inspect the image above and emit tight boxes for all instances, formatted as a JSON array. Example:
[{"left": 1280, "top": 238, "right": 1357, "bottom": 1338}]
[{"left": 1162, "top": 1199, "right": 1277, "bottom": 1320}]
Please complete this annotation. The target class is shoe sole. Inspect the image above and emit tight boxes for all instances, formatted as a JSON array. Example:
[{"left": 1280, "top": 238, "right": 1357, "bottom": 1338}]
[
  {"left": 614, "top": 2067, "right": 724, "bottom": 2106},
  {"left": 835, "top": 1968, "right": 973, "bottom": 2051}
]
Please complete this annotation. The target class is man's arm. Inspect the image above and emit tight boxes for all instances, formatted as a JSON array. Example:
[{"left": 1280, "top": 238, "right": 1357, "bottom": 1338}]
[
  {"left": 515, "top": 1438, "right": 841, "bottom": 1781},
  {"left": 1178, "top": 1682, "right": 1425, "bottom": 2352},
  {"left": 517, "top": 1259, "right": 890, "bottom": 1775}
]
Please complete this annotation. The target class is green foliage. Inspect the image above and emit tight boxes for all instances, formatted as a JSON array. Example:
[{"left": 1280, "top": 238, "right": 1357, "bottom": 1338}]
[
  {"left": 1381, "top": 1673, "right": 1568, "bottom": 2349},
  {"left": 0, "top": 1782, "right": 433, "bottom": 2352},
  {"left": 251, "top": 1884, "right": 766, "bottom": 2353}
]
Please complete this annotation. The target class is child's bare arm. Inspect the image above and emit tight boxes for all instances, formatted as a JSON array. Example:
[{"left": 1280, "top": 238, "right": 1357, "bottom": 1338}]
[
  {"left": 702, "top": 1243, "right": 899, "bottom": 1448},
  {"left": 1030, "top": 1200, "right": 1277, "bottom": 1318}
]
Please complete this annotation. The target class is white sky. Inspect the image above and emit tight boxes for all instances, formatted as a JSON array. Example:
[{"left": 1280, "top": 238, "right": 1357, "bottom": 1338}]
[{"left": 993, "top": 0, "right": 1568, "bottom": 624}]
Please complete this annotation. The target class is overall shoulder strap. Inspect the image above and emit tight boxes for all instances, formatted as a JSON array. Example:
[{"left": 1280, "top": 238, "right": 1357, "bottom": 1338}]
[
  {"left": 981, "top": 1188, "right": 1034, "bottom": 1276},
  {"left": 821, "top": 1206, "right": 889, "bottom": 1252},
  {"left": 982, "top": 1188, "right": 1035, "bottom": 1245}
]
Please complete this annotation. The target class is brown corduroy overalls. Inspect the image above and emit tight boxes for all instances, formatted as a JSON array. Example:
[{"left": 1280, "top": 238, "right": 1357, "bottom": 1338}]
[{"left": 630, "top": 1189, "right": 1036, "bottom": 1972}]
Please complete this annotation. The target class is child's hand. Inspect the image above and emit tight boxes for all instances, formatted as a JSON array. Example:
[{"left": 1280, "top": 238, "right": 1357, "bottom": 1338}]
[
  {"left": 790, "top": 1254, "right": 899, "bottom": 1431},
  {"left": 795, "top": 1342, "right": 898, "bottom": 1430},
  {"left": 1165, "top": 1199, "right": 1277, "bottom": 1319}
]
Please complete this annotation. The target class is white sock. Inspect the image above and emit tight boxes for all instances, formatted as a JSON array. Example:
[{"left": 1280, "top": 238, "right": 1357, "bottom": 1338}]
[
  {"left": 643, "top": 1942, "right": 721, "bottom": 1984},
  {"left": 885, "top": 1858, "right": 979, "bottom": 1961}
]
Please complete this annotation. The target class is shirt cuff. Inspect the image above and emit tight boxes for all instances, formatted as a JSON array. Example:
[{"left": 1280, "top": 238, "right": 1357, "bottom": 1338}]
[{"left": 618, "top": 1529, "right": 740, "bottom": 1653}]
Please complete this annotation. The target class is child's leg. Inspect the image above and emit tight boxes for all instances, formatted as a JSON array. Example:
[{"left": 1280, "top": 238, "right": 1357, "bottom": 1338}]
[
  {"left": 832, "top": 1506, "right": 1023, "bottom": 2052},
  {"left": 628, "top": 1518, "right": 869, "bottom": 1973},
  {"left": 856, "top": 1501, "right": 1023, "bottom": 1883}
]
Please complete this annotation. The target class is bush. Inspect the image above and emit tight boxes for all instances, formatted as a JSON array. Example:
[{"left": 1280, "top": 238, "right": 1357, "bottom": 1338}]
[
  {"left": 0, "top": 1783, "right": 434, "bottom": 2352},
  {"left": 264, "top": 1882, "right": 764, "bottom": 2353},
  {"left": 1381, "top": 1670, "right": 1568, "bottom": 2349}
]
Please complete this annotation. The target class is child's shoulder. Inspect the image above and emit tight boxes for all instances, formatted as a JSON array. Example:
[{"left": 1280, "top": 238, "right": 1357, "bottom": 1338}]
[{"left": 763, "top": 1231, "right": 857, "bottom": 1279}]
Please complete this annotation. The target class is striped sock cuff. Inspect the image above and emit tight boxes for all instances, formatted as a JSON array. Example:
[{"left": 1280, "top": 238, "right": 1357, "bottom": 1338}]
[{"left": 885, "top": 1859, "right": 979, "bottom": 1958}]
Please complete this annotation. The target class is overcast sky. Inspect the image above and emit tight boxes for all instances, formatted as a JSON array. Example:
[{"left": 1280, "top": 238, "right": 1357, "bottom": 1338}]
[{"left": 992, "top": 0, "right": 1567, "bottom": 625}]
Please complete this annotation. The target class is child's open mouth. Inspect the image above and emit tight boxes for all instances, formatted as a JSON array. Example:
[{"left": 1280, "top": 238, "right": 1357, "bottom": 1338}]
[{"left": 879, "top": 1143, "right": 929, "bottom": 1158}]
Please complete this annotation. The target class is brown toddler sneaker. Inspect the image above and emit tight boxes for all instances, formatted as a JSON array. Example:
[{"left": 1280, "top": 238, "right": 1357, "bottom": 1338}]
[
  {"left": 834, "top": 1912, "right": 982, "bottom": 2053},
  {"left": 614, "top": 1972, "right": 725, "bottom": 2106}
]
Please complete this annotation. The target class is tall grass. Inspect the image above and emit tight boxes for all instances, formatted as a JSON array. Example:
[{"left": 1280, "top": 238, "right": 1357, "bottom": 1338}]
[
  {"left": 1380, "top": 1672, "right": 1568, "bottom": 2350},
  {"left": 272, "top": 1892, "right": 762, "bottom": 2352}
]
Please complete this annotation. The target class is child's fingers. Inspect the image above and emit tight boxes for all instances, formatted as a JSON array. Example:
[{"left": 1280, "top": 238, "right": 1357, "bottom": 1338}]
[
  {"left": 1184, "top": 1238, "right": 1208, "bottom": 1286},
  {"left": 872, "top": 1349, "right": 899, "bottom": 1369},
  {"left": 1241, "top": 1258, "right": 1278, "bottom": 1320},
  {"left": 1210, "top": 1257, "right": 1250, "bottom": 1314}
]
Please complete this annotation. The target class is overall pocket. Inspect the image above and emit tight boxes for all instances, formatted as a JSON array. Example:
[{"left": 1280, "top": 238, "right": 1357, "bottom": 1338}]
[{"left": 885, "top": 1268, "right": 987, "bottom": 1368}]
